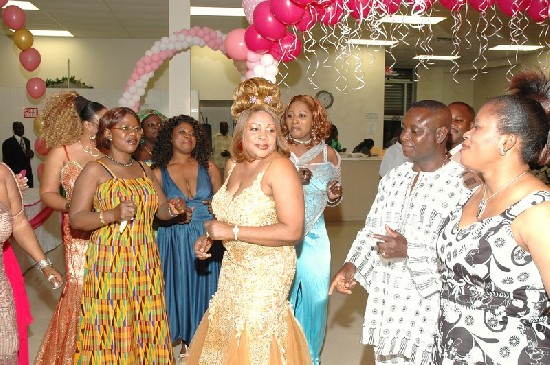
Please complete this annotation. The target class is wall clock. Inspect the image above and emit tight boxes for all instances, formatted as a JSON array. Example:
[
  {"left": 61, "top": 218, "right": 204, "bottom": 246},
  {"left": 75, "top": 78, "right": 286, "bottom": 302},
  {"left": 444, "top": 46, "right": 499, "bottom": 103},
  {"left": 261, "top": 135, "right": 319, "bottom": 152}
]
[{"left": 315, "top": 90, "right": 334, "bottom": 109}]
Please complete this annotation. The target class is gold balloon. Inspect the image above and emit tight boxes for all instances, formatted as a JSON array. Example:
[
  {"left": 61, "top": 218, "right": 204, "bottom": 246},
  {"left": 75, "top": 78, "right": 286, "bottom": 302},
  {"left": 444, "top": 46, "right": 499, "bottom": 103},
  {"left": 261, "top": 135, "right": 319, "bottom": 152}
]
[
  {"left": 33, "top": 116, "right": 42, "bottom": 133},
  {"left": 13, "top": 28, "right": 34, "bottom": 51}
]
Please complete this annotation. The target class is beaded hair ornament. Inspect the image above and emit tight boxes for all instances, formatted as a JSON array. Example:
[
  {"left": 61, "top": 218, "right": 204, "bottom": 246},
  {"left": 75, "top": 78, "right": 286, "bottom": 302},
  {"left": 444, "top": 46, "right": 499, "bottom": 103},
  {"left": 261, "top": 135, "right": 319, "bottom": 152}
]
[{"left": 249, "top": 95, "right": 274, "bottom": 104}]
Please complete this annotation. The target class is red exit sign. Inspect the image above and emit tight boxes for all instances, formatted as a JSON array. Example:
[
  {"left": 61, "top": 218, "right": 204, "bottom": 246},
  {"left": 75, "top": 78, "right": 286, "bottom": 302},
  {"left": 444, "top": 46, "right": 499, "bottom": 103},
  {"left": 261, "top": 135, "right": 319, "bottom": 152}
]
[{"left": 24, "top": 107, "right": 39, "bottom": 119}]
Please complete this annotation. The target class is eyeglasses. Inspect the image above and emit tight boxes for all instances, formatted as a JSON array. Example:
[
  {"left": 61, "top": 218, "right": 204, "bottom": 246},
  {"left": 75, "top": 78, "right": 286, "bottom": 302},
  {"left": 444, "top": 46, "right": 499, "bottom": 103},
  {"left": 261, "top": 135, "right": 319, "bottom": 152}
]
[
  {"left": 145, "top": 122, "right": 161, "bottom": 128},
  {"left": 111, "top": 126, "right": 143, "bottom": 134}
]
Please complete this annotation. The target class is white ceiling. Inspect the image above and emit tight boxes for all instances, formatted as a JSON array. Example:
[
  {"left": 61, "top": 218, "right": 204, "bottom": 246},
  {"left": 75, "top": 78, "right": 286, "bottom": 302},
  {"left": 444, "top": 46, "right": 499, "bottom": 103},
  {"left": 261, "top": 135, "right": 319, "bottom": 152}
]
[{"left": 1, "top": 0, "right": 547, "bottom": 69}]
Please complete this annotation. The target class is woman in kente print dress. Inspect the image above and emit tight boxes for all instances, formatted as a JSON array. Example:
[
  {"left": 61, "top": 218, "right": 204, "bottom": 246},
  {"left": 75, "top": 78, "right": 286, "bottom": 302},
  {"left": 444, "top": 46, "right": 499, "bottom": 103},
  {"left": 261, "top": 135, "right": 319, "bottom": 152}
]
[
  {"left": 0, "top": 163, "right": 63, "bottom": 365},
  {"left": 69, "top": 107, "right": 187, "bottom": 363},
  {"left": 190, "top": 103, "right": 311, "bottom": 364},
  {"left": 36, "top": 92, "right": 106, "bottom": 365},
  {"left": 435, "top": 95, "right": 550, "bottom": 364},
  {"left": 282, "top": 95, "right": 343, "bottom": 364}
]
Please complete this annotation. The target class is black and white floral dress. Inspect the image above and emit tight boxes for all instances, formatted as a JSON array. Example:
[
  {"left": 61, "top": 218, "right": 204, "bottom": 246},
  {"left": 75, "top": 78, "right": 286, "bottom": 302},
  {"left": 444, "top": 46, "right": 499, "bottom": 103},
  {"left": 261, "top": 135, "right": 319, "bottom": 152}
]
[{"left": 435, "top": 190, "right": 550, "bottom": 365}]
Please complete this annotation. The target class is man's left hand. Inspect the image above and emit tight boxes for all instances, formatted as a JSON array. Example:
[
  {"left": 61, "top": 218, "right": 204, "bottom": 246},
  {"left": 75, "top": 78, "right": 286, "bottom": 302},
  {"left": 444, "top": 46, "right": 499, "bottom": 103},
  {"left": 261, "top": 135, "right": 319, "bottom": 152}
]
[{"left": 372, "top": 225, "right": 408, "bottom": 258}]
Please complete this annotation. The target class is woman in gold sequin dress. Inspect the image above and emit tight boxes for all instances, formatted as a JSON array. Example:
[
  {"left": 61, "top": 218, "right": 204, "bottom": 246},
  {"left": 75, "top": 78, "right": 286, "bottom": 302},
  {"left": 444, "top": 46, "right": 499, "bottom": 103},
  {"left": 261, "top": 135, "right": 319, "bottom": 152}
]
[
  {"left": 35, "top": 92, "right": 106, "bottom": 364},
  {"left": 0, "top": 163, "right": 63, "bottom": 365},
  {"left": 189, "top": 83, "right": 311, "bottom": 364}
]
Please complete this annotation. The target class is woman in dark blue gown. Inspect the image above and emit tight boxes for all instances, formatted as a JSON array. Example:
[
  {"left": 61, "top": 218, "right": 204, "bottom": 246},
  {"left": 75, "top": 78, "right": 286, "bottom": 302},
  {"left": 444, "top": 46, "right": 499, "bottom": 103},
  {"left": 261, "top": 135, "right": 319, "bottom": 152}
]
[{"left": 152, "top": 115, "right": 223, "bottom": 357}]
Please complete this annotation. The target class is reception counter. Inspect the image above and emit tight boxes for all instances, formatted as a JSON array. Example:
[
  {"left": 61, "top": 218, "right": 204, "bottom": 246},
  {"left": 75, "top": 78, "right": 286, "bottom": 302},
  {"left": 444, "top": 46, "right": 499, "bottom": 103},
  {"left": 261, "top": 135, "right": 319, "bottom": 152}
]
[{"left": 325, "top": 156, "right": 381, "bottom": 222}]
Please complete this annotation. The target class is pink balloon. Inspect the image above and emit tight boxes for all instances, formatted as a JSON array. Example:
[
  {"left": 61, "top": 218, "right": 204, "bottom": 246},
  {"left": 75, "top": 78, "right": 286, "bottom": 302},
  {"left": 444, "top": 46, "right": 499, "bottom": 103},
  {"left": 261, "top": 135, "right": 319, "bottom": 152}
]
[
  {"left": 26, "top": 77, "right": 46, "bottom": 99},
  {"left": 152, "top": 53, "right": 160, "bottom": 62},
  {"left": 291, "top": 0, "right": 313, "bottom": 5},
  {"left": 468, "top": 0, "right": 496, "bottom": 12},
  {"left": 496, "top": 0, "right": 528, "bottom": 16},
  {"left": 349, "top": 0, "right": 373, "bottom": 19},
  {"left": 245, "top": 25, "right": 274, "bottom": 53},
  {"left": 248, "top": 50, "right": 263, "bottom": 62},
  {"left": 144, "top": 64, "right": 152, "bottom": 73},
  {"left": 224, "top": 28, "right": 249, "bottom": 61},
  {"left": 253, "top": 1, "right": 287, "bottom": 41},
  {"left": 19, "top": 47, "right": 41, "bottom": 72},
  {"left": 439, "top": 0, "right": 467, "bottom": 11},
  {"left": 526, "top": 0, "right": 549, "bottom": 21},
  {"left": 246, "top": 70, "right": 255, "bottom": 79},
  {"left": 271, "top": 0, "right": 306, "bottom": 25},
  {"left": 2, "top": 5, "right": 26, "bottom": 30},
  {"left": 244, "top": 0, "right": 265, "bottom": 23},
  {"left": 270, "top": 32, "right": 302, "bottom": 62},
  {"left": 315, "top": 0, "right": 333, "bottom": 5},
  {"left": 321, "top": 0, "right": 344, "bottom": 26},
  {"left": 376, "top": 0, "right": 402, "bottom": 13},
  {"left": 0, "top": 0, "right": 8, "bottom": 7},
  {"left": 34, "top": 137, "right": 50, "bottom": 156},
  {"left": 296, "top": 6, "right": 317, "bottom": 31}
]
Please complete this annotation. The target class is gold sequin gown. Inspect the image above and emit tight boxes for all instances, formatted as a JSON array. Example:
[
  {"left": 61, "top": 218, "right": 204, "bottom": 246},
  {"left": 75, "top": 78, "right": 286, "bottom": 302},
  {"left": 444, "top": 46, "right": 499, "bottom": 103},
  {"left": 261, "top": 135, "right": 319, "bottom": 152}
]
[
  {"left": 187, "top": 164, "right": 312, "bottom": 365},
  {"left": 0, "top": 201, "right": 18, "bottom": 365},
  {"left": 35, "top": 159, "right": 90, "bottom": 365}
]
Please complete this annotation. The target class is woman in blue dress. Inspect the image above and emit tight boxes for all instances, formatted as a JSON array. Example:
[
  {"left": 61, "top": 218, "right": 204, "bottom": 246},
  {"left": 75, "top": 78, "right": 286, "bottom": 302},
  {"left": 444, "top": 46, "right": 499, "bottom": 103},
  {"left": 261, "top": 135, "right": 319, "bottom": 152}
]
[
  {"left": 151, "top": 115, "right": 223, "bottom": 358},
  {"left": 283, "top": 95, "right": 343, "bottom": 364}
]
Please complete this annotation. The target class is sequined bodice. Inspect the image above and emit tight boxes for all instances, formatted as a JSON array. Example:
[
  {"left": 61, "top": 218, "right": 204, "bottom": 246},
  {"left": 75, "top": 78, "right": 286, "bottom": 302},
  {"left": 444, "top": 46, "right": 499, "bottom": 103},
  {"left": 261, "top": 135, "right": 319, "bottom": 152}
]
[
  {"left": 61, "top": 161, "right": 82, "bottom": 201},
  {"left": 206, "top": 163, "right": 297, "bottom": 364},
  {"left": 0, "top": 203, "right": 12, "bottom": 244}
]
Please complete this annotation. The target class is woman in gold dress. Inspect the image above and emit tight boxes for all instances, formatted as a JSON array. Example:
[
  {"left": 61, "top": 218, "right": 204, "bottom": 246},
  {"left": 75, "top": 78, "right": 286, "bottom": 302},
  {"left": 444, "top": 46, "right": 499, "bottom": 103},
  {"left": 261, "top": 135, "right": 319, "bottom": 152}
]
[
  {"left": 189, "top": 78, "right": 311, "bottom": 365},
  {"left": 35, "top": 92, "right": 106, "bottom": 365}
]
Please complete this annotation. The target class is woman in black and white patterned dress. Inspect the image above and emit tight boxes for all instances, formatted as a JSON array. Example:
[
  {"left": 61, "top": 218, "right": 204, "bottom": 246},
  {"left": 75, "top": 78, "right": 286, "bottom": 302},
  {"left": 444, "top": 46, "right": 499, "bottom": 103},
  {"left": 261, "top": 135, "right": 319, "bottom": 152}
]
[{"left": 435, "top": 94, "right": 550, "bottom": 364}]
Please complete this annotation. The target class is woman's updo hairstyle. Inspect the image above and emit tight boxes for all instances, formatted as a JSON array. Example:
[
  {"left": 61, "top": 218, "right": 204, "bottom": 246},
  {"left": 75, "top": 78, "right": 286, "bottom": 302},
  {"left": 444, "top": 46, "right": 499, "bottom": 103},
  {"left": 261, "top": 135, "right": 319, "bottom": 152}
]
[
  {"left": 37, "top": 91, "right": 81, "bottom": 149},
  {"left": 487, "top": 95, "right": 550, "bottom": 166},
  {"left": 231, "top": 77, "right": 284, "bottom": 119},
  {"left": 74, "top": 95, "right": 105, "bottom": 123}
]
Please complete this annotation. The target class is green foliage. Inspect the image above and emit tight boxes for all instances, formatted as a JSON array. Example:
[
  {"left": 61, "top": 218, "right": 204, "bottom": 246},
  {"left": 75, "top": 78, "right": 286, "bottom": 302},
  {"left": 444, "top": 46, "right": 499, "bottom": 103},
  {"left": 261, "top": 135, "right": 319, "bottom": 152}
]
[{"left": 45, "top": 76, "right": 93, "bottom": 88}]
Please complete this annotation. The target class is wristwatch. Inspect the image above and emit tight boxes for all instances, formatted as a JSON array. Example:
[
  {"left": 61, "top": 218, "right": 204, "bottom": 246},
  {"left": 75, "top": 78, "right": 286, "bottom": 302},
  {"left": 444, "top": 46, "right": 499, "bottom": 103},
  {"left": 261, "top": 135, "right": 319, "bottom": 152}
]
[{"left": 233, "top": 225, "right": 239, "bottom": 241}]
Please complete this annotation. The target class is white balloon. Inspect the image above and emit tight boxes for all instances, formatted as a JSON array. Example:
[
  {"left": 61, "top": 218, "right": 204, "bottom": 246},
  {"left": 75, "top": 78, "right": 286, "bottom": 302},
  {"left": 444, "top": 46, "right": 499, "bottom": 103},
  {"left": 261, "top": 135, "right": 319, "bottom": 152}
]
[
  {"left": 260, "top": 54, "right": 275, "bottom": 67},
  {"left": 160, "top": 43, "right": 168, "bottom": 51},
  {"left": 168, "top": 42, "right": 176, "bottom": 50},
  {"left": 135, "top": 79, "right": 144, "bottom": 88},
  {"left": 129, "top": 85, "right": 137, "bottom": 94},
  {"left": 123, "top": 91, "right": 131, "bottom": 100},
  {"left": 253, "top": 64, "right": 266, "bottom": 77},
  {"left": 175, "top": 42, "right": 184, "bottom": 50},
  {"left": 118, "top": 97, "right": 126, "bottom": 106},
  {"left": 145, "top": 50, "right": 153, "bottom": 56},
  {"left": 131, "top": 94, "right": 140, "bottom": 102},
  {"left": 266, "top": 75, "right": 276, "bottom": 84},
  {"left": 169, "top": 34, "right": 178, "bottom": 43},
  {"left": 152, "top": 45, "right": 160, "bottom": 53},
  {"left": 265, "top": 64, "right": 279, "bottom": 77},
  {"left": 137, "top": 88, "right": 146, "bottom": 97},
  {"left": 177, "top": 33, "right": 186, "bottom": 42},
  {"left": 161, "top": 37, "right": 170, "bottom": 44},
  {"left": 182, "top": 41, "right": 190, "bottom": 49}
]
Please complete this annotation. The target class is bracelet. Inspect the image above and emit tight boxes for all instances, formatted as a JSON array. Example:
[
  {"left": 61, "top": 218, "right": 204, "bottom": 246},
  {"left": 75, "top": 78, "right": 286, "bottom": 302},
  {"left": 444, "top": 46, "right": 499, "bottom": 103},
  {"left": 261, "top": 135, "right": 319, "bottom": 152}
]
[
  {"left": 232, "top": 225, "right": 239, "bottom": 241},
  {"left": 37, "top": 258, "right": 53, "bottom": 272},
  {"left": 327, "top": 194, "right": 343, "bottom": 207},
  {"left": 99, "top": 211, "right": 107, "bottom": 224},
  {"left": 168, "top": 205, "right": 178, "bottom": 218}
]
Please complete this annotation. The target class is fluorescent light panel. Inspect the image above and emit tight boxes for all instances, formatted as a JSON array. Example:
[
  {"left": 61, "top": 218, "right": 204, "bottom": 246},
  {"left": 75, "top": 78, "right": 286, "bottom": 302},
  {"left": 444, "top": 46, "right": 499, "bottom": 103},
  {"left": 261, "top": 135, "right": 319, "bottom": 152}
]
[
  {"left": 348, "top": 39, "right": 397, "bottom": 46},
  {"left": 10, "top": 29, "right": 73, "bottom": 37},
  {"left": 414, "top": 55, "right": 460, "bottom": 60},
  {"left": 3, "top": 1, "right": 38, "bottom": 10},
  {"left": 381, "top": 15, "right": 445, "bottom": 25},
  {"left": 190, "top": 6, "right": 245, "bottom": 17},
  {"left": 489, "top": 45, "right": 543, "bottom": 51}
]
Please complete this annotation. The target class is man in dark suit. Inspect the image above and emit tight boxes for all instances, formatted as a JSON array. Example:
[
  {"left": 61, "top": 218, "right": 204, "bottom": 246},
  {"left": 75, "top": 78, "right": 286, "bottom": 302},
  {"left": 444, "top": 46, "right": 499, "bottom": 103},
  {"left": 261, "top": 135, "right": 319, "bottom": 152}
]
[{"left": 2, "top": 121, "right": 34, "bottom": 187}]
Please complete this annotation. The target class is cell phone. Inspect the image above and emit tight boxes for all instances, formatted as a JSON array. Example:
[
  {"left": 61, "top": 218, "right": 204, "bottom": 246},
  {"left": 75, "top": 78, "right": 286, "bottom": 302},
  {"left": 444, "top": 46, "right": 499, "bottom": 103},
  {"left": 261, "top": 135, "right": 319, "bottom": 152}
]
[{"left": 19, "top": 169, "right": 26, "bottom": 177}]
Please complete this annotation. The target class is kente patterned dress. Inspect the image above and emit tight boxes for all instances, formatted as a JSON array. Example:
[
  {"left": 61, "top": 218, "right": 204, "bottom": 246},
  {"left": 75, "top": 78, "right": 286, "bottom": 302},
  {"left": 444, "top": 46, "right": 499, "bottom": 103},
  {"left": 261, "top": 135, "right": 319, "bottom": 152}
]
[
  {"left": 36, "top": 147, "right": 91, "bottom": 365},
  {"left": 156, "top": 165, "right": 222, "bottom": 344},
  {"left": 74, "top": 161, "right": 173, "bottom": 364},
  {"left": 345, "top": 161, "right": 469, "bottom": 365},
  {"left": 435, "top": 190, "right": 550, "bottom": 365},
  {"left": 288, "top": 143, "right": 341, "bottom": 364},
  {"left": 187, "top": 161, "right": 312, "bottom": 365}
]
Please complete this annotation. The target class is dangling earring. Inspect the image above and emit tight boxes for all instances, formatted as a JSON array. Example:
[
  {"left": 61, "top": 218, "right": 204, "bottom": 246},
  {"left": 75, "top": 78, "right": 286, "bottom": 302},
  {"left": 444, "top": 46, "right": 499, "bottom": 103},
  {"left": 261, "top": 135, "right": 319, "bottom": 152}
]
[
  {"left": 90, "top": 134, "right": 96, "bottom": 141},
  {"left": 499, "top": 146, "right": 506, "bottom": 156}
]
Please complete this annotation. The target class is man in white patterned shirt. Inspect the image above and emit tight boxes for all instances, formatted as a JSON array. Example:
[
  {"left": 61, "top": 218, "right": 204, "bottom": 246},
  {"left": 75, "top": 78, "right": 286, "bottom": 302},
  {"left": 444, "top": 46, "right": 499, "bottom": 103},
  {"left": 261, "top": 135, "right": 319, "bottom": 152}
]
[{"left": 330, "top": 100, "right": 471, "bottom": 365}]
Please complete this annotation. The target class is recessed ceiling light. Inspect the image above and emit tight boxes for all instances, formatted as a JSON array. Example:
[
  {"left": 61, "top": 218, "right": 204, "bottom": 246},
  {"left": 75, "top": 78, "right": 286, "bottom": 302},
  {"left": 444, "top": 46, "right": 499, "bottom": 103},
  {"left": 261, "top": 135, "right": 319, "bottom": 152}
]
[
  {"left": 347, "top": 39, "right": 398, "bottom": 46},
  {"left": 381, "top": 15, "right": 445, "bottom": 25},
  {"left": 190, "top": 7, "right": 245, "bottom": 17},
  {"left": 489, "top": 45, "right": 544, "bottom": 51},
  {"left": 413, "top": 55, "right": 460, "bottom": 60},
  {"left": 3, "top": 1, "right": 38, "bottom": 10},
  {"left": 27, "top": 30, "right": 74, "bottom": 37}
]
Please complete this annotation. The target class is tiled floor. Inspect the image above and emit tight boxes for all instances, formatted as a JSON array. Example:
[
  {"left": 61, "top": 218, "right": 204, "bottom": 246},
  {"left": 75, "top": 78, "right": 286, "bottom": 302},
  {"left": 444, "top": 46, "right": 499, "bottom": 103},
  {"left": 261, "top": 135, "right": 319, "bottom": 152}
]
[{"left": 24, "top": 221, "right": 374, "bottom": 364}]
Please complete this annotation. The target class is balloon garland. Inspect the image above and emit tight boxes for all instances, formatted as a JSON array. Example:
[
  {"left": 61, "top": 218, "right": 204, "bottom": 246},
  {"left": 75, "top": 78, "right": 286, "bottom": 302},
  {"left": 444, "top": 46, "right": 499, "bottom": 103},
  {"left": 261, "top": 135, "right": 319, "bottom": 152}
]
[{"left": 1, "top": 1, "right": 46, "bottom": 98}]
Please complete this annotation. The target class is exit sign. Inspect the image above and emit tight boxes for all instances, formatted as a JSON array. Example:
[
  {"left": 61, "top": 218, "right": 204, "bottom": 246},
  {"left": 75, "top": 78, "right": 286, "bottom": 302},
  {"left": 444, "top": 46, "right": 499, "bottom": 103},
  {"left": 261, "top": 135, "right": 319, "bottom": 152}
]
[{"left": 24, "top": 107, "right": 39, "bottom": 119}]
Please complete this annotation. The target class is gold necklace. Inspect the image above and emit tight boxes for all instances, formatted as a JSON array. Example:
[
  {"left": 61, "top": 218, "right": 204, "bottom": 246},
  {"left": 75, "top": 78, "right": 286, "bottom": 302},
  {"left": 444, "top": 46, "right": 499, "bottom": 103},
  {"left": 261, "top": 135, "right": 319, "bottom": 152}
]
[
  {"left": 105, "top": 155, "right": 134, "bottom": 167},
  {"left": 80, "top": 142, "right": 100, "bottom": 157},
  {"left": 477, "top": 170, "right": 528, "bottom": 218},
  {"left": 143, "top": 145, "right": 152, "bottom": 156}
]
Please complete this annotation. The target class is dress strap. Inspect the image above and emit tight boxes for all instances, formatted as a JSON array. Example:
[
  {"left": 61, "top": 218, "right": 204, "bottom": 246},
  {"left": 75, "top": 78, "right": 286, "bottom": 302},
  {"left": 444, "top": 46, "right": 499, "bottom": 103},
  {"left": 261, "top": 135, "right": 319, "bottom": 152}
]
[
  {"left": 96, "top": 160, "right": 115, "bottom": 178},
  {"left": 136, "top": 161, "right": 147, "bottom": 177},
  {"left": 226, "top": 160, "right": 237, "bottom": 179},
  {"left": 63, "top": 145, "right": 71, "bottom": 161},
  {"left": 323, "top": 143, "right": 328, "bottom": 162},
  {"left": 505, "top": 190, "right": 550, "bottom": 220}
]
